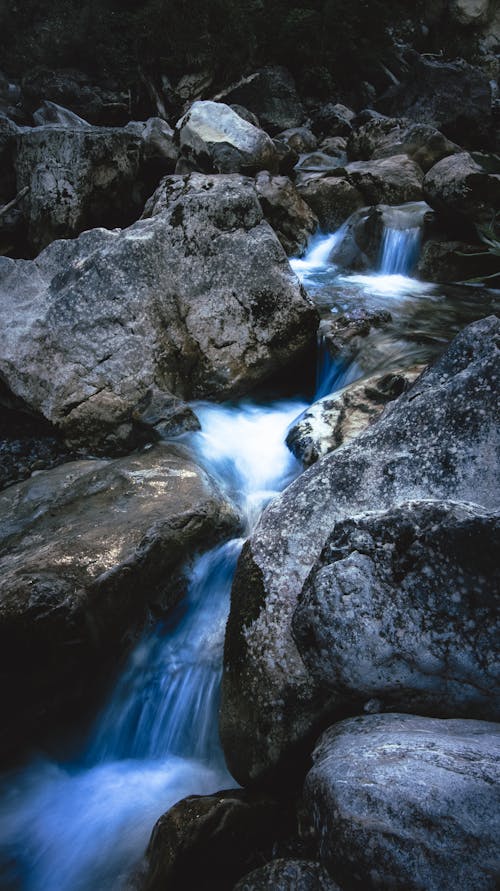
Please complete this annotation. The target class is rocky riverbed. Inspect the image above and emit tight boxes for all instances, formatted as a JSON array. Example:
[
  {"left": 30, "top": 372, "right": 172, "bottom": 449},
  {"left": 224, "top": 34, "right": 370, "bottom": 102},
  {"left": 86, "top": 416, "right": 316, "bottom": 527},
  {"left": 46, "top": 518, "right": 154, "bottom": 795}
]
[{"left": 0, "top": 5, "right": 499, "bottom": 888}]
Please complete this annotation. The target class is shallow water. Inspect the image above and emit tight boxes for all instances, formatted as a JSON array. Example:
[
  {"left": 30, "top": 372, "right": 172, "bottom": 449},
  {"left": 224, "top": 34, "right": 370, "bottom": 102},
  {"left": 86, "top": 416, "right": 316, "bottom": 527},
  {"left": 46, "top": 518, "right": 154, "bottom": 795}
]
[{"left": 1, "top": 209, "right": 497, "bottom": 890}]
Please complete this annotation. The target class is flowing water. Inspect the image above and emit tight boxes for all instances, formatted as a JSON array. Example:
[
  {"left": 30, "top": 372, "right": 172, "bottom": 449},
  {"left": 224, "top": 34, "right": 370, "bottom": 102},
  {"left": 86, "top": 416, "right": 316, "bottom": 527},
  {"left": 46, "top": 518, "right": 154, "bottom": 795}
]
[
  {"left": 1, "top": 206, "right": 498, "bottom": 890},
  {"left": 0, "top": 401, "right": 305, "bottom": 891}
]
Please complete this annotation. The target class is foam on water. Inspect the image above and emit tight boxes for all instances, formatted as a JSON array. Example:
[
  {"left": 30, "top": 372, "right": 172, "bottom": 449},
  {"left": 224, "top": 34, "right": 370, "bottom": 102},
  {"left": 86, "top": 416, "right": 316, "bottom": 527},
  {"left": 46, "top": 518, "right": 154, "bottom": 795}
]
[{"left": 0, "top": 400, "right": 307, "bottom": 891}]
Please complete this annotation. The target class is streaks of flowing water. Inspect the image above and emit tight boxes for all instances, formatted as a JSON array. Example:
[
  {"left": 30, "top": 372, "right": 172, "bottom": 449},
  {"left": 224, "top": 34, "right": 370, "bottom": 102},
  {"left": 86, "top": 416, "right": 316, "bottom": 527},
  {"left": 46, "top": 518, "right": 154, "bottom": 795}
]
[{"left": 0, "top": 400, "right": 307, "bottom": 891}]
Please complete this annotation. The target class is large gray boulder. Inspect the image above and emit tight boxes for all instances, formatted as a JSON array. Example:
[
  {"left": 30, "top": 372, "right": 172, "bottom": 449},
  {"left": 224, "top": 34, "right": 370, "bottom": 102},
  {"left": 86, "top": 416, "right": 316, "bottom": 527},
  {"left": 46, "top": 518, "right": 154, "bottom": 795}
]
[
  {"left": 144, "top": 171, "right": 318, "bottom": 259},
  {"left": 0, "top": 175, "right": 317, "bottom": 454},
  {"left": 305, "top": 714, "right": 500, "bottom": 891},
  {"left": 15, "top": 124, "right": 145, "bottom": 252},
  {"left": 345, "top": 155, "right": 424, "bottom": 205},
  {"left": 293, "top": 500, "right": 499, "bottom": 717},
  {"left": 423, "top": 151, "right": 500, "bottom": 226},
  {"left": 175, "top": 101, "right": 278, "bottom": 175},
  {"left": 220, "top": 316, "right": 500, "bottom": 785},
  {"left": 0, "top": 446, "right": 238, "bottom": 753}
]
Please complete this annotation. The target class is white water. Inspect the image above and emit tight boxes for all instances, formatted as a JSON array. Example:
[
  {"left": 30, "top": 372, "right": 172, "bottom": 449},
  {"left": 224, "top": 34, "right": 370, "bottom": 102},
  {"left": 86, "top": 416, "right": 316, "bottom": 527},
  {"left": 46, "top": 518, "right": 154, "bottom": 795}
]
[
  {"left": 0, "top": 400, "right": 306, "bottom": 891},
  {"left": 379, "top": 226, "right": 422, "bottom": 275}
]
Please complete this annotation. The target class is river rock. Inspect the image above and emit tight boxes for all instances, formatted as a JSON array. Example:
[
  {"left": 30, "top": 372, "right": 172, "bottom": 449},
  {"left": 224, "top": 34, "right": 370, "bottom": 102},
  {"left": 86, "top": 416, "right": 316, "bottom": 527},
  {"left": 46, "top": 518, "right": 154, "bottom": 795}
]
[
  {"left": 294, "top": 500, "right": 500, "bottom": 717},
  {"left": 423, "top": 151, "right": 500, "bottom": 227},
  {"left": 378, "top": 54, "right": 493, "bottom": 149},
  {"left": 15, "top": 124, "right": 144, "bottom": 252},
  {"left": 32, "top": 100, "right": 91, "bottom": 128},
  {"left": 0, "top": 175, "right": 316, "bottom": 453},
  {"left": 417, "top": 237, "right": 500, "bottom": 283},
  {"left": 347, "top": 116, "right": 461, "bottom": 172},
  {"left": 345, "top": 155, "right": 424, "bottom": 204},
  {"left": 213, "top": 67, "right": 304, "bottom": 135},
  {"left": 145, "top": 171, "right": 318, "bottom": 258},
  {"left": 309, "top": 103, "right": 355, "bottom": 139},
  {"left": 125, "top": 117, "right": 179, "bottom": 169},
  {"left": 234, "top": 859, "right": 340, "bottom": 891},
  {"left": 0, "top": 446, "right": 238, "bottom": 753},
  {"left": 0, "top": 405, "right": 73, "bottom": 491},
  {"left": 220, "top": 316, "right": 500, "bottom": 784},
  {"left": 305, "top": 714, "right": 500, "bottom": 891},
  {"left": 286, "top": 367, "right": 424, "bottom": 465},
  {"left": 175, "top": 101, "right": 278, "bottom": 175},
  {"left": 297, "top": 177, "right": 364, "bottom": 232},
  {"left": 143, "top": 789, "right": 295, "bottom": 891},
  {"left": 276, "top": 127, "right": 317, "bottom": 154},
  {"left": 254, "top": 172, "right": 318, "bottom": 256}
]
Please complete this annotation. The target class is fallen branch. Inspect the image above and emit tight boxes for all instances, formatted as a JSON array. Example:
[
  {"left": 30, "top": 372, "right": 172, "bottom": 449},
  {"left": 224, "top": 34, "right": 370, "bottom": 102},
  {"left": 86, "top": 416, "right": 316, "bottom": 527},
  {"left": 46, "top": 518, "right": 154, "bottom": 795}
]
[{"left": 0, "top": 186, "right": 29, "bottom": 219}]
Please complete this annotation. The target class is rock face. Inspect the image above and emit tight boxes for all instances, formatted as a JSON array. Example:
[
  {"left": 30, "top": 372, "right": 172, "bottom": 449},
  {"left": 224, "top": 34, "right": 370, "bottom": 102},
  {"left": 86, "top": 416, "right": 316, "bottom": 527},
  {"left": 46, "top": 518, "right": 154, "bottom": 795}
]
[
  {"left": 0, "top": 446, "right": 238, "bottom": 752},
  {"left": 220, "top": 316, "right": 500, "bottom": 785},
  {"left": 286, "top": 367, "right": 424, "bottom": 466},
  {"left": 213, "top": 67, "right": 304, "bottom": 135},
  {"left": 0, "top": 175, "right": 317, "bottom": 453},
  {"left": 423, "top": 152, "right": 500, "bottom": 226},
  {"left": 176, "top": 101, "right": 278, "bottom": 174},
  {"left": 15, "top": 124, "right": 145, "bottom": 252},
  {"left": 293, "top": 500, "right": 500, "bottom": 717},
  {"left": 234, "top": 859, "right": 340, "bottom": 891},
  {"left": 305, "top": 714, "right": 500, "bottom": 891},
  {"left": 143, "top": 789, "right": 296, "bottom": 891}
]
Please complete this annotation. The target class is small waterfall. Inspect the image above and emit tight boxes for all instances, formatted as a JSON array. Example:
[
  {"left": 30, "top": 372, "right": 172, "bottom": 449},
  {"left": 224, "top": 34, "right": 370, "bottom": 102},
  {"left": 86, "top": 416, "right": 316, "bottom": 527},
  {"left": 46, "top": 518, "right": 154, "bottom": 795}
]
[
  {"left": 315, "top": 333, "right": 363, "bottom": 400},
  {"left": 0, "top": 399, "right": 307, "bottom": 891},
  {"left": 379, "top": 226, "right": 422, "bottom": 276}
]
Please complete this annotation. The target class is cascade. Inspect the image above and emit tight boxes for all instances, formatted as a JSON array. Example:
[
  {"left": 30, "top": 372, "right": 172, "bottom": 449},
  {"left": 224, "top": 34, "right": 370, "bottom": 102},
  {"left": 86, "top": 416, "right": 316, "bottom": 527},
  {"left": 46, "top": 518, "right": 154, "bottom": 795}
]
[
  {"left": 0, "top": 401, "right": 306, "bottom": 891},
  {"left": 379, "top": 226, "right": 422, "bottom": 275}
]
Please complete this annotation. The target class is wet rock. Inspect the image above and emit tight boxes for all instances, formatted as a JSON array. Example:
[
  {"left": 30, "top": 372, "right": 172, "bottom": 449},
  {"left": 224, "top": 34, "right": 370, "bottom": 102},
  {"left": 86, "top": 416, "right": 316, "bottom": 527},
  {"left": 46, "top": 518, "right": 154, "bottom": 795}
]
[
  {"left": 175, "top": 101, "right": 278, "bottom": 175},
  {"left": 305, "top": 714, "right": 500, "bottom": 891},
  {"left": 345, "top": 155, "right": 424, "bottom": 205},
  {"left": 0, "top": 446, "right": 238, "bottom": 753},
  {"left": 347, "top": 116, "right": 461, "bottom": 172},
  {"left": 142, "top": 789, "right": 296, "bottom": 891},
  {"left": 286, "top": 366, "right": 424, "bottom": 465},
  {"left": 423, "top": 152, "right": 500, "bottom": 227},
  {"left": 297, "top": 177, "right": 363, "bottom": 232},
  {"left": 220, "top": 316, "right": 500, "bottom": 784},
  {"left": 234, "top": 859, "right": 340, "bottom": 891},
  {"left": 0, "top": 174, "right": 317, "bottom": 453},
  {"left": 378, "top": 54, "right": 493, "bottom": 149},
  {"left": 15, "top": 124, "right": 144, "bottom": 252},
  {"left": 213, "top": 68, "right": 304, "bottom": 135},
  {"left": 294, "top": 500, "right": 500, "bottom": 717},
  {"left": 294, "top": 152, "right": 346, "bottom": 183}
]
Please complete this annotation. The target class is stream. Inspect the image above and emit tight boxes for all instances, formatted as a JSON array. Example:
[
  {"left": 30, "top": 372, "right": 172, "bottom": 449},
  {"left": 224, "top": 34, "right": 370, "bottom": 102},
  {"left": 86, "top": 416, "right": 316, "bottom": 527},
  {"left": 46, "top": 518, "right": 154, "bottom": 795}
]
[{"left": 0, "top": 209, "right": 498, "bottom": 891}]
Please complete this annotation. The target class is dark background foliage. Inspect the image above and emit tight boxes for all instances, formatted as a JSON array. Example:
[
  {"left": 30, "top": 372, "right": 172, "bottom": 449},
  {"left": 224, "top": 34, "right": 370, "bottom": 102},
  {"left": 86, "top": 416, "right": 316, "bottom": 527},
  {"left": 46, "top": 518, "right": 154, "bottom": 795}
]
[{"left": 0, "top": 0, "right": 467, "bottom": 97}]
